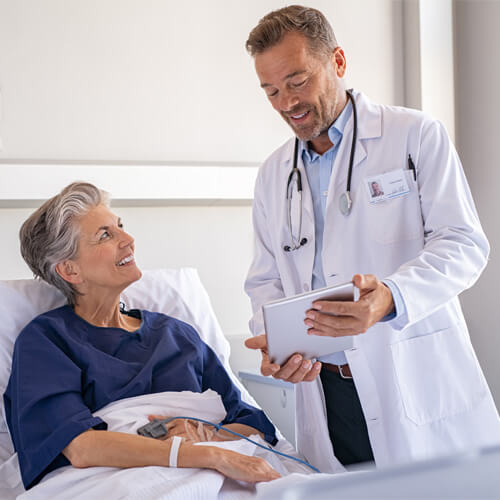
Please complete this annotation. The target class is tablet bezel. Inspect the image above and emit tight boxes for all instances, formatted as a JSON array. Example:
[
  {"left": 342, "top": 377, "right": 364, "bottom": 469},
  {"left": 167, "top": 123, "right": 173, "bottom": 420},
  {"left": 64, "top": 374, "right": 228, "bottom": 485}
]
[{"left": 263, "top": 282, "right": 356, "bottom": 365}]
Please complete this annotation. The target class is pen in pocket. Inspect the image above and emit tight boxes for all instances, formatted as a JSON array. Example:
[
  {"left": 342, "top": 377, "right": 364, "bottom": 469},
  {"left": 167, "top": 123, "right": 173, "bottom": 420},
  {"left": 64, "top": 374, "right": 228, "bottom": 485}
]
[{"left": 408, "top": 154, "right": 416, "bottom": 181}]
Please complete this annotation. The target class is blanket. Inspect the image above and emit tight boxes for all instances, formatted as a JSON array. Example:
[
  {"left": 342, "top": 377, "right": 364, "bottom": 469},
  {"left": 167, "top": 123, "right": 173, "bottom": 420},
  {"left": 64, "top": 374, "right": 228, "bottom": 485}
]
[{"left": 0, "top": 390, "right": 316, "bottom": 499}]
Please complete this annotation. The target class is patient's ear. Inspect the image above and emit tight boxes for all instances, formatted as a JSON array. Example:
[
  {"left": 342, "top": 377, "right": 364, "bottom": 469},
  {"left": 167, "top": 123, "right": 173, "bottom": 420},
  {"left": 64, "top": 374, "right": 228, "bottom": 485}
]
[{"left": 55, "top": 260, "right": 82, "bottom": 285}]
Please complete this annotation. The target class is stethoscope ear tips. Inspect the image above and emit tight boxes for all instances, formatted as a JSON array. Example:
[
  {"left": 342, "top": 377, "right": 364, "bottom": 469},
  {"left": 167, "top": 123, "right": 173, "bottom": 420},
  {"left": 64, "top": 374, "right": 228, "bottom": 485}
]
[{"left": 283, "top": 238, "right": 308, "bottom": 252}]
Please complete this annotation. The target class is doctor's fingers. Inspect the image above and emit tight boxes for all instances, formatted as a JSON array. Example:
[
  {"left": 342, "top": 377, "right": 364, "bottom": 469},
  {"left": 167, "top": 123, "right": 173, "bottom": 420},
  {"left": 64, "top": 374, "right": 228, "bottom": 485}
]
[
  {"left": 304, "top": 311, "right": 369, "bottom": 333},
  {"left": 260, "top": 350, "right": 281, "bottom": 377},
  {"left": 273, "top": 356, "right": 321, "bottom": 383},
  {"left": 245, "top": 334, "right": 268, "bottom": 351},
  {"left": 305, "top": 314, "right": 365, "bottom": 337},
  {"left": 287, "top": 360, "right": 322, "bottom": 383},
  {"left": 310, "top": 300, "right": 360, "bottom": 316}
]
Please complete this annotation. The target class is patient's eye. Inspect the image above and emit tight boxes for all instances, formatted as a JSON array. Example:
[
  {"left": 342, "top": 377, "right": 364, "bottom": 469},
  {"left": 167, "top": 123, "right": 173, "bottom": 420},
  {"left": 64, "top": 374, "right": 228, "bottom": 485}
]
[{"left": 99, "top": 231, "right": 111, "bottom": 241}]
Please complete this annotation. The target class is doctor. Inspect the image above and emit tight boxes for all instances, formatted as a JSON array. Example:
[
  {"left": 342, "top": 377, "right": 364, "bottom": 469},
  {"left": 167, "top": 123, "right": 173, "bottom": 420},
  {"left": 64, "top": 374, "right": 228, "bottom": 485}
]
[{"left": 244, "top": 5, "right": 500, "bottom": 472}]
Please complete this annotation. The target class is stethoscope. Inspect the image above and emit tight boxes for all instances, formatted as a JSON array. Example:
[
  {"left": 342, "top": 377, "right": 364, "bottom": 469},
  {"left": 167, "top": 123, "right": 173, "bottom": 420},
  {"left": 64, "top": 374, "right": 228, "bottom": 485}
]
[{"left": 284, "top": 89, "right": 358, "bottom": 252}]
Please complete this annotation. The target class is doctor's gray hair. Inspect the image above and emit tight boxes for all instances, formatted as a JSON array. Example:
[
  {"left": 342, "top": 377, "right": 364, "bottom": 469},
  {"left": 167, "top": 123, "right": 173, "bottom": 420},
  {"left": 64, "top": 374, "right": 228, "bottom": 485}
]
[
  {"left": 246, "top": 5, "right": 338, "bottom": 59},
  {"left": 20, "top": 182, "right": 109, "bottom": 306}
]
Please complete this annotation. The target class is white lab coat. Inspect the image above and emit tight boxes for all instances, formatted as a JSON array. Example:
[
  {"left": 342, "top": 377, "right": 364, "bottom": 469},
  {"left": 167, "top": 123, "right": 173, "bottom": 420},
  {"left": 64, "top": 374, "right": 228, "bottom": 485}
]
[{"left": 245, "top": 91, "right": 500, "bottom": 473}]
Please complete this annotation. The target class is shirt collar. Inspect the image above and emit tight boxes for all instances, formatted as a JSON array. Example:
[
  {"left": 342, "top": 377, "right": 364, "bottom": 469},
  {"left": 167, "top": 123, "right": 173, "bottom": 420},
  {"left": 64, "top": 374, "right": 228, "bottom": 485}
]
[{"left": 301, "top": 98, "right": 353, "bottom": 162}]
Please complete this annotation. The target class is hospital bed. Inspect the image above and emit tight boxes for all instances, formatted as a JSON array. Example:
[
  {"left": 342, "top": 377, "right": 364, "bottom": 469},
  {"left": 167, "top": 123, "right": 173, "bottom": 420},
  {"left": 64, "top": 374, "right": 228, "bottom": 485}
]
[
  {"left": 1, "top": 269, "right": 498, "bottom": 499},
  {"left": 0, "top": 268, "right": 313, "bottom": 499}
]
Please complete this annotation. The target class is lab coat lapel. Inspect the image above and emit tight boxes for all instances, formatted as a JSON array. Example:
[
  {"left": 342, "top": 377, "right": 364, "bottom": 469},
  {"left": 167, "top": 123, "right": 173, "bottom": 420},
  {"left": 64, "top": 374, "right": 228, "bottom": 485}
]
[{"left": 326, "top": 92, "right": 381, "bottom": 209}]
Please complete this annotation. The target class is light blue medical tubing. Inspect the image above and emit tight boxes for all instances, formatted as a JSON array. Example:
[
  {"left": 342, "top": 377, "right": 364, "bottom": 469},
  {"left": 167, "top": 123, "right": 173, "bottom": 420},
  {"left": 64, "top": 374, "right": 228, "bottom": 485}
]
[{"left": 157, "top": 416, "right": 320, "bottom": 473}]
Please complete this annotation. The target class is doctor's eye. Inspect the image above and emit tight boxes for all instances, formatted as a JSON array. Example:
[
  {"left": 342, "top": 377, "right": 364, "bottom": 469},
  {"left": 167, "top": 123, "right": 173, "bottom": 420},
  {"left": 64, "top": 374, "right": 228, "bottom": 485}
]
[{"left": 291, "top": 79, "right": 307, "bottom": 89}]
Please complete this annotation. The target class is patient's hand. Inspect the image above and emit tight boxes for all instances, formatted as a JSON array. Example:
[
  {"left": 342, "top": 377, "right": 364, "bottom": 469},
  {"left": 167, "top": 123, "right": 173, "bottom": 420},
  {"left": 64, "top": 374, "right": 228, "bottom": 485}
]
[
  {"left": 213, "top": 448, "right": 281, "bottom": 483},
  {"left": 147, "top": 416, "right": 265, "bottom": 443},
  {"left": 147, "top": 416, "right": 216, "bottom": 442},
  {"left": 148, "top": 417, "right": 280, "bottom": 482}
]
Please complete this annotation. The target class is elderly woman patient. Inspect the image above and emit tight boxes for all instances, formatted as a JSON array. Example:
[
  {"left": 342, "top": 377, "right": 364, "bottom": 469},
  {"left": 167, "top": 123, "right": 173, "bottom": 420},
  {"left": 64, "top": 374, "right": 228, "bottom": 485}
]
[{"left": 4, "top": 182, "right": 280, "bottom": 490}]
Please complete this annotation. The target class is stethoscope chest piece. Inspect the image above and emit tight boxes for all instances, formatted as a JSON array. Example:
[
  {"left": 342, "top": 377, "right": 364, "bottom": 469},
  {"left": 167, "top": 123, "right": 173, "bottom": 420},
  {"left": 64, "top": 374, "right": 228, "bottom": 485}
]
[{"left": 339, "top": 191, "right": 352, "bottom": 216}]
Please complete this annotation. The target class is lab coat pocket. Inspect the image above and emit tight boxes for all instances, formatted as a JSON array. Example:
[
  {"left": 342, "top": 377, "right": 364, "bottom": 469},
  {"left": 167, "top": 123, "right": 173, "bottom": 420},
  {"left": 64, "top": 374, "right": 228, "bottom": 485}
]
[
  {"left": 390, "top": 324, "right": 487, "bottom": 426},
  {"left": 367, "top": 171, "right": 422, "bottom": 245}
]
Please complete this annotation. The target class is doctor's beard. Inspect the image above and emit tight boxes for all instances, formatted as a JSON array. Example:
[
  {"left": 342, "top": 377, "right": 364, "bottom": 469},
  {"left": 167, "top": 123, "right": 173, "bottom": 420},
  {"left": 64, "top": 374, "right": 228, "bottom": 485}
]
[{"left": 282, "top": 93, "right": 339, "bottom": 142}]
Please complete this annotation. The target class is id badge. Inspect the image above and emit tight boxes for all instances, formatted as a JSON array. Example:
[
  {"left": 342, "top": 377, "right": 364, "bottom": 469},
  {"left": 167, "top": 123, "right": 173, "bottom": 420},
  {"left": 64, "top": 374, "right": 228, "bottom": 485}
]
[{"left": 364, "top": 169, "right": 410, "bottom": 203}]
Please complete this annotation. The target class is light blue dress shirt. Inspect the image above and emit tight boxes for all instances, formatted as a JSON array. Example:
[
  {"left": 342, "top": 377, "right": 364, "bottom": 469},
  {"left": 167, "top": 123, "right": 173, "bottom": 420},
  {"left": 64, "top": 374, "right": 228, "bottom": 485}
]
[{"left": 301, "top": 101, "right": 405, "bottom": 366}]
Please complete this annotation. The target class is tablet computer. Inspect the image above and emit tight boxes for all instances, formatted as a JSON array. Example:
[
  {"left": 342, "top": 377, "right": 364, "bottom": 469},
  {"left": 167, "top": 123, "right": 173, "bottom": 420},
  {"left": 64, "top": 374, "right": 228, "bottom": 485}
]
[{"left": 263, "top": 282, "right": 355, "bottom": 365}]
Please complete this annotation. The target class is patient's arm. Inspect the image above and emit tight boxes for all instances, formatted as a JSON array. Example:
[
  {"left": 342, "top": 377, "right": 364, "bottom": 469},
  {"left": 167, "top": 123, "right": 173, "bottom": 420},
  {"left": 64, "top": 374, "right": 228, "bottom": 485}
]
[
  {"left": 214, "top": 423, "right": 265, "bottom": 441},
  {"left": 147, "top": 415, "right": 265, "bottom": 442},
  {"left": 62, "top": 429, "right": 280, "bottom": 483}
]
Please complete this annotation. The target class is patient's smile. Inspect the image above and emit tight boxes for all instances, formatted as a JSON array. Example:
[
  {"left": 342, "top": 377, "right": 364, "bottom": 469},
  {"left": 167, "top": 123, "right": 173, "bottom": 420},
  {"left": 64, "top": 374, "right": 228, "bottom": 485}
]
[{"left": 117, "top": 254, "right": 134, "bottom": 267}]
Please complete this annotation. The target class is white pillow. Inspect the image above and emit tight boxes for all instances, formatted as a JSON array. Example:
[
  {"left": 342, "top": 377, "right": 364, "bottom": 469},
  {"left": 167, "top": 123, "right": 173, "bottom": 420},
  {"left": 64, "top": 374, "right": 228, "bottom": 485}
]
[{"left": 0, "top": 268, "right": 239, "bottom": 433}]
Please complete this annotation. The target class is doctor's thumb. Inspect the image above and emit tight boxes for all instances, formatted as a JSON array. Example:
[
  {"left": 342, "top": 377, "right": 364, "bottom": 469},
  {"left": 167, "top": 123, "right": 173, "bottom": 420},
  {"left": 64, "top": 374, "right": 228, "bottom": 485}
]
[
  {"left": 245, "top": 334, "right": 267, "bottom": 351},
  {"left": 352, "top": 273, "right": 377, "bottom": 292},
  {"left": 352, "top": 274, "right": 366, "bottom": 290}
]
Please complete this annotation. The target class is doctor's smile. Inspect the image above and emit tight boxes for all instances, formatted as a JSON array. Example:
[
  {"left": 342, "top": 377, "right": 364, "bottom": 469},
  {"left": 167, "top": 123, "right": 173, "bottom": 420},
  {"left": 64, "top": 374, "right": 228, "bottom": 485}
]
[{"left": 286, "top": 108, "right": 311, "bottom": 124}]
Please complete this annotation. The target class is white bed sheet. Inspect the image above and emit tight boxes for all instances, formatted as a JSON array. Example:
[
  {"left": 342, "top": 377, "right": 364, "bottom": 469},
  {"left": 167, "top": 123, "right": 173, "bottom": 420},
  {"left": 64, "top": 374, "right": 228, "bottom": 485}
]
[
  {"left": 0, "top": 432, "right": 14, "bottom": 463},
  {"left": 0, "top": 390, "right": 315, "bottom": 500}
]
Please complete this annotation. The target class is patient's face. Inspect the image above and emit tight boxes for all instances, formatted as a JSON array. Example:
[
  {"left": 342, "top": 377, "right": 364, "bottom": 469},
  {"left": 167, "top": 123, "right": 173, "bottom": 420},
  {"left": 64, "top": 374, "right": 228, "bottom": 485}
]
[{"left": 71, "top": 204, "right": 142, "bottom": 293}]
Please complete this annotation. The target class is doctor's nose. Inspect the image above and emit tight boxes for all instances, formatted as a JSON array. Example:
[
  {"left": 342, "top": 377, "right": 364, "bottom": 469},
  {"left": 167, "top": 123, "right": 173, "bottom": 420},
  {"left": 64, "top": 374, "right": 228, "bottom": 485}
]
[{"left": 276, "top": 91, "right": 300, "bottom": 114}]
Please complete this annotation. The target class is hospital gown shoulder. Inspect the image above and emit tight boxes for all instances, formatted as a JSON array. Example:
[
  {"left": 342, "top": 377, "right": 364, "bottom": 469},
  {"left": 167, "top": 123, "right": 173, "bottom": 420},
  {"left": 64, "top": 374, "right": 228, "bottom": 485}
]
[
  {"left": 140, "top": 309, "right": 205, "bottom": 344},
  {"left": 13, "top": 305, "right": 81, "bottom": 348}
]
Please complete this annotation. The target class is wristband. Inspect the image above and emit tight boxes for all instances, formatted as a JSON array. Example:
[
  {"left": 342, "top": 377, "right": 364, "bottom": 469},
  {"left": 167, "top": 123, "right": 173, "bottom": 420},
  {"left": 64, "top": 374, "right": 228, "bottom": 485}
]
[{"left": 169, "top": 435, "right": 183, "bottom": 467}]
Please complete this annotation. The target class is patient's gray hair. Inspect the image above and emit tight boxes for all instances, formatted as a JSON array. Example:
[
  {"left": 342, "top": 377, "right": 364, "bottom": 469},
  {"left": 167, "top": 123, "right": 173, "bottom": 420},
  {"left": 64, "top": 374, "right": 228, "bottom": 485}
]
[{"left": 20, "top": 182, "right": 109, "bottom": 306}]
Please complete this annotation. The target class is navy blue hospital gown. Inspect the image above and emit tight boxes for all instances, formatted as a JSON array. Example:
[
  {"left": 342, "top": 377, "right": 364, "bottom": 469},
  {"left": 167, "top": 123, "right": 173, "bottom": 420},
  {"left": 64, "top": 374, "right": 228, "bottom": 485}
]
[{"left": 3, "top": 306, "right": 276, "bottom": 489}]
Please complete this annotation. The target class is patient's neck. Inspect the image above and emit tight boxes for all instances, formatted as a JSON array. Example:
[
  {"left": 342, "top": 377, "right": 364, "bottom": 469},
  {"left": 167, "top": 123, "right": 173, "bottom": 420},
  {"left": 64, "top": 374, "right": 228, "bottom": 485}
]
[{"left": 73, "top": 293, "right": 140, "bottom": 332}]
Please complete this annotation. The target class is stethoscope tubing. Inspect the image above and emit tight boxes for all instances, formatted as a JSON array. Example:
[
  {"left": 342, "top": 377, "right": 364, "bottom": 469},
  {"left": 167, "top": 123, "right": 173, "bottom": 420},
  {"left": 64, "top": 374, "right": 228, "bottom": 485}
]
[{"left": 284, "top": 89, "right": 358, "bottom": 252}]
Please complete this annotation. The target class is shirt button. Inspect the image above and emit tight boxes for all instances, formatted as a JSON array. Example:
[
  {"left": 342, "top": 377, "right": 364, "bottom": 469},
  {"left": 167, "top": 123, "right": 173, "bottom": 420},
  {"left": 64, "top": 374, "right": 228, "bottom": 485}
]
[
  {"left": 303, "top": 284, "right": 310, "bottom": 291},
  {"left": 322, "top": 190, "right": 328, "bottom": 196}
]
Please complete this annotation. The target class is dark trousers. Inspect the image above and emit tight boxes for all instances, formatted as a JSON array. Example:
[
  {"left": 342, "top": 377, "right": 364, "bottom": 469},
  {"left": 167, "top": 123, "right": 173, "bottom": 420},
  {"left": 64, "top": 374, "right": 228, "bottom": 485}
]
[{"left": 320, "top": 366, "right": 375, "bottom": 466}]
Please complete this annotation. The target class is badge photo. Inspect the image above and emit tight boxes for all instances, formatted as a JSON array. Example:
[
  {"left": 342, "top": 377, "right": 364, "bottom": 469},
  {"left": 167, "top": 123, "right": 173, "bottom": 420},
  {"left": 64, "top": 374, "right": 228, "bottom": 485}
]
[{"left": 365, "top": 169, "right": 410, "bottom": 204}]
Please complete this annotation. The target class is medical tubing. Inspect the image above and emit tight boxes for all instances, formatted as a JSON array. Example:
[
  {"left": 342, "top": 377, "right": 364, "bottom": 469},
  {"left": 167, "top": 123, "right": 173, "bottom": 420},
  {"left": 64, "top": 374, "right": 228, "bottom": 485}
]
[{"left": 160, "top": 416, "right": 320, "bottom": 473}]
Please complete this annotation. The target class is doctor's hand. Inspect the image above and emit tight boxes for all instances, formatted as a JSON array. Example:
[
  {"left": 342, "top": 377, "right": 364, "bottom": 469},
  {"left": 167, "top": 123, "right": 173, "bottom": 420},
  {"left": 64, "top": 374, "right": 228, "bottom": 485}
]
[
  {"left": 305, "top": 274, "right": 394, "bottom": 338},
  {"left": 245, "top": 334, "right": 322, "bottom": 383}
]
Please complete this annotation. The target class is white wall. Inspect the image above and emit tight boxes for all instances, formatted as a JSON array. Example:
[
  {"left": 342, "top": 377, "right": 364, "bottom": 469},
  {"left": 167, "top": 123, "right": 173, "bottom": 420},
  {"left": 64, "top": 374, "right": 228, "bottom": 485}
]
[
  {"left": 0, "top": 0, "right": 403, "bottom": 162},
  {"left": 454, "top": 0, "right": 500, "bottom": 407},
  {"left": 0, "top": 0, "right": 405, "bottom": 355}
]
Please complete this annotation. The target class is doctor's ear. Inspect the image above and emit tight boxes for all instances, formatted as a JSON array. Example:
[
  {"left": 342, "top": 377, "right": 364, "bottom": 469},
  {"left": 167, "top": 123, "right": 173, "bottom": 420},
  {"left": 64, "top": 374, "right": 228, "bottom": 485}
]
[
  {"left": 55, "top": 260, "right": 82, "bottom": 285},
  {"left": 332, "top": 47, "right": 346, "bottom": 78}
]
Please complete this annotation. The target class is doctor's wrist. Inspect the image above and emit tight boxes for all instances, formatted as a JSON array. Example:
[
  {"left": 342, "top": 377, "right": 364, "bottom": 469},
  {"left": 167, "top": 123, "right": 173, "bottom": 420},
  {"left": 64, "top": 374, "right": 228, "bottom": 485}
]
[{"left": 381, "top": 283, "right": 395, "bottom": 317}]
